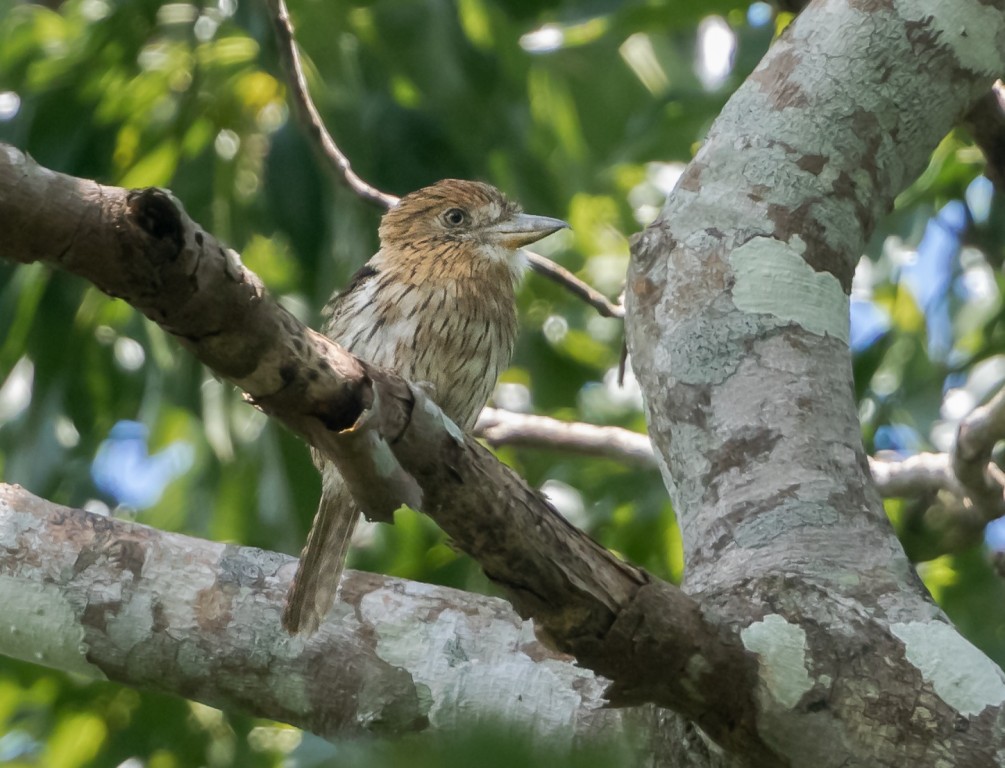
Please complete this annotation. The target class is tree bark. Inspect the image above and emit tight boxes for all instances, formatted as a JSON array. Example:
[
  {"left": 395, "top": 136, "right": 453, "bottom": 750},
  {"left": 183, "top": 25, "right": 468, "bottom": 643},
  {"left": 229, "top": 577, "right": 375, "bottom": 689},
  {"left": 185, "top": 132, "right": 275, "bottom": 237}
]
[
  {"left": 3, "top": 0, "right": 1005, "bottom": 764},
  {"left": 626, "top": 0, "right": 1005, "bottom": 765},
  {"left": 0, "top": 146, "right": 774, "bottom": 760},
  {"left": 0, "top": 483, "right": 650, "bottom": 750}
]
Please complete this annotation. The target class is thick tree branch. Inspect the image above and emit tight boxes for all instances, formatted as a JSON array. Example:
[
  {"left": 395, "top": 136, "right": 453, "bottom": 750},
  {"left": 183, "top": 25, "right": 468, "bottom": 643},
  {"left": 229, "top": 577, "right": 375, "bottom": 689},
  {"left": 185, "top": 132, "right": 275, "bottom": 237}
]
[
  {"left": 0, "top": 144, "right": 771, "bottom": 758},
  {"left": 777, "top": 3, "right": 1005, "bottom": 190},
  {"left": 0, "top": 483, "right": 630, "bottom": 744},
  {"left": 626, "top": 0, "right": 1005, "bottom": 763}
]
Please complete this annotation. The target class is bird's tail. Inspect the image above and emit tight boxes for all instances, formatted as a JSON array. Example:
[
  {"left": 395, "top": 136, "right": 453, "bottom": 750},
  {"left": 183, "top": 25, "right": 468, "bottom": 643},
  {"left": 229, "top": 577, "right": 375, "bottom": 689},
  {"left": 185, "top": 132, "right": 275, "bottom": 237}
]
[{"left": 282, "top": 481, "right": 359, "bottom": 635}]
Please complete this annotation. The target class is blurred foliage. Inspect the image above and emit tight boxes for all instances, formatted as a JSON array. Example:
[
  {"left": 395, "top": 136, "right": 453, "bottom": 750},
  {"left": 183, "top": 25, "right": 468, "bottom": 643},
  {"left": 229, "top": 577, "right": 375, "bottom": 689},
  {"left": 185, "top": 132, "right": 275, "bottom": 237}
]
[{"left": 0, "top": 0, "right": 1004, "bottom": 764}]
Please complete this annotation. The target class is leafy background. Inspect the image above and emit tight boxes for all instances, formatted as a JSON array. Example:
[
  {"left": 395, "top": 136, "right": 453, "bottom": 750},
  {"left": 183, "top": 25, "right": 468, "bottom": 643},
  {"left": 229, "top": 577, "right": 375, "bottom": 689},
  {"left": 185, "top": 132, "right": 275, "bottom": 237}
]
[{"left": 1, "top": 0, "right": 1003, "bottom": 765}]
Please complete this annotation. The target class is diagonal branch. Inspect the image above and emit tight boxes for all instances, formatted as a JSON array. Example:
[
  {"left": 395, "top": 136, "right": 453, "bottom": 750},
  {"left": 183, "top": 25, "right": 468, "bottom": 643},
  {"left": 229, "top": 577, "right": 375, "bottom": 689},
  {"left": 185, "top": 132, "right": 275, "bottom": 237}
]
[
  {"left": 267, "top": 0, "right": 398, "bottom": 208},
  {"left": 775, "top": 3, "right": 1005, "bottom": 190},
  {"left": 0, "top": 144, "right": 771, "bottom": 757},
  {"left": 522, "top": 251, "right": 625, "bottom": 318}
]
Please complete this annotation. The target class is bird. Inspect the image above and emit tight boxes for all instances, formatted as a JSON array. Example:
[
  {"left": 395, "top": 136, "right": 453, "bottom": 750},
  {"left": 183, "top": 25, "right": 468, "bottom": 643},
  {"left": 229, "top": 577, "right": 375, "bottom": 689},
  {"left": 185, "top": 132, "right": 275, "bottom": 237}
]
[{"left": 282, "top": 179, "right": 568, "bottom": 634}]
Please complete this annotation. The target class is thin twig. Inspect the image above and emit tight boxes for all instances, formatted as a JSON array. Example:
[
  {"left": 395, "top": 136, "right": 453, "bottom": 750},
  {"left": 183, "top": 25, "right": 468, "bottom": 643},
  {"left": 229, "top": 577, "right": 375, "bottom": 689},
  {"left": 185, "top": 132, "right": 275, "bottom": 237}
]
[
  {"left": 267, "top": 0, "right": 399, "bottom": 209},
  {"left": 476, "top": 407, "right": 655, "bottom": 468},
  {"left": 524, "top": 251, "right": 625, "bottom": 319},
  {"left": 265, "top": 0, "right": 625, "bottom": 321},
  {"left": 475, "top": 406, "right": 1005, "bottom": 512}
]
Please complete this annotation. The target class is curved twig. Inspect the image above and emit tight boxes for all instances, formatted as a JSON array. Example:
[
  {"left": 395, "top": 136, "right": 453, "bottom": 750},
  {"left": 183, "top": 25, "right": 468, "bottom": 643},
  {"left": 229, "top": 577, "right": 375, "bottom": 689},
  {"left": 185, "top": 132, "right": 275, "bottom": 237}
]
[
  {"left": 523, "top": 251, "right": 625, "bottom": 319},
  {"left": 265, "top": 0, "right": 625, "bottom": 321},
  {"left": 267, "top": 0, "right": 399, "bottom": 209},
  {"left": 952, "top": 386, "right": 1005, "bottom": 521}
]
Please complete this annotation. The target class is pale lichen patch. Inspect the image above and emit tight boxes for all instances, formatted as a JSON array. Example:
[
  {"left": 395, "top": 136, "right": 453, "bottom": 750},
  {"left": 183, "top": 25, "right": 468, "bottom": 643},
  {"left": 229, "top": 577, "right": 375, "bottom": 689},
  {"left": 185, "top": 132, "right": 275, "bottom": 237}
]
[
  {"left": 741, "top": 613, "right": 814, "bottom": 709},
  {"left": 891, "top": 620, "right": 1005, "bottom": 716},
  {"left": 730, "top": 236, "right": 849, "bottom": 344},
  {"left": 419, "top": 389, "right": 466, "bottom": 444},
  {"left": 0, "top": 575, "right": 106, "bottom": 679},
  {"left": 895, "top": 0, "right": 1005, "bottom": 76}
]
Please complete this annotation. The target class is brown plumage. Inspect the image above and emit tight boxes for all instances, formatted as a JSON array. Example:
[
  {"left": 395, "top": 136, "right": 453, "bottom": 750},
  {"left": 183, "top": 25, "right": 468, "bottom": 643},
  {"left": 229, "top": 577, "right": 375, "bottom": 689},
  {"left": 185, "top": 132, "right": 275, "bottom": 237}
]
[{"left": 282, "top": 179, "right": 567, "bottom": 634}]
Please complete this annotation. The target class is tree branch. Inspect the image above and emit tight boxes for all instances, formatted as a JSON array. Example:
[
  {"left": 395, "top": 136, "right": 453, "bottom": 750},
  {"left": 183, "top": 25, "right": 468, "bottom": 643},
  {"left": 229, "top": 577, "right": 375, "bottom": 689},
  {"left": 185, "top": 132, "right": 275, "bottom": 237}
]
[
  {"left": 626, "top": 0, "right": 1005, "bottom": 762},
  {"left": 953, "top": 385, "right": 1005, "bottom": 521},
  {"left": 264, "top": 0, "right": 624, "bottom": 322},
  {"left": 475, "top": 407, "right": 655, "bottom": 467},
  {"left": 775, "top": 5, "right": 1005, "bottom": 190},
  {"left": 475, "top": 407, "right": 1005, "bottom": 557},
  {"left": 0, "top": 483, "right": 630, "bottom": 744},
  {"left": 522, "top": 252, "right": 625, "bottom": 319},
  {"left": 267, "top": 0, "right": 397, "bottom": 208},
  {"left": 0, "top": 144, "right": 771, "bottom": 758}
]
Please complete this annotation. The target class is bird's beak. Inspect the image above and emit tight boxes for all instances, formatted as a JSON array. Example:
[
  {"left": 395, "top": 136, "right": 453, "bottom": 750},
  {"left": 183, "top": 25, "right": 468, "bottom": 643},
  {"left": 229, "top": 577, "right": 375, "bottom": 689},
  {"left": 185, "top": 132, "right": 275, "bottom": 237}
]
[{"left": 487, "top": 213, "right": 569, "bottom": 249}]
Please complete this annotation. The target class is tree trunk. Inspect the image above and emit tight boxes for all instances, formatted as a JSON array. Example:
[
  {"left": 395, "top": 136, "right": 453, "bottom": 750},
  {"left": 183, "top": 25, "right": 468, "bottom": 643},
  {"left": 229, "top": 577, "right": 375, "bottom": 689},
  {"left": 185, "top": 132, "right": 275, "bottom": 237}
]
[{"left": 626, "top": 0, "right": 1005, "bottom": 764}]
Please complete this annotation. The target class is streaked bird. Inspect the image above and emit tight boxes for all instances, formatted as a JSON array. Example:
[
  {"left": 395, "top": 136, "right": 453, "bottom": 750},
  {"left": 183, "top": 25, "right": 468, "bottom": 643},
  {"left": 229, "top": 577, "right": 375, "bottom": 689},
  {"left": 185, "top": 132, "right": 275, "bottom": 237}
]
[{"left": 283, "top": 179, "right": 567, "bottom": 634}]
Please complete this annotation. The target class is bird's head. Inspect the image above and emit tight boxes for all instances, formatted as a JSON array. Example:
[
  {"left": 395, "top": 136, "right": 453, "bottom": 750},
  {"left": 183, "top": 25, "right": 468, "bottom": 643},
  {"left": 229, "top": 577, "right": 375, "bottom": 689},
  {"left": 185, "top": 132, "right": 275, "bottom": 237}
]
[{"left": 378, "top": 179, "right": 568, "bottom": 273}]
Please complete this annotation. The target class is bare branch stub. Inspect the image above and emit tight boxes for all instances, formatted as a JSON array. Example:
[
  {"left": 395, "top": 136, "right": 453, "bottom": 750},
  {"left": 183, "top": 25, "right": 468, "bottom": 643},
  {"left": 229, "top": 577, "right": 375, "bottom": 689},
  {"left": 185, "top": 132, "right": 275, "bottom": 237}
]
[{"left": 952, "top": 386, "right": 1005, "bottom": 521}]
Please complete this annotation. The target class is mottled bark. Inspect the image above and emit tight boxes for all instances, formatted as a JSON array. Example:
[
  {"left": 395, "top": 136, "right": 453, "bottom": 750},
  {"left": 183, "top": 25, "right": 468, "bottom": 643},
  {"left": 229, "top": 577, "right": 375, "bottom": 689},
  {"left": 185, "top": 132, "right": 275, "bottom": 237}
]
[
  {"left": 3, "top": 0, "right": 1005, "bottom": 762},
  {"left": 0, "top": 483, "right": 633, "bottom": 748},
  {"left": 626, "top": 0, "right": 1005, "bottom": 765}
]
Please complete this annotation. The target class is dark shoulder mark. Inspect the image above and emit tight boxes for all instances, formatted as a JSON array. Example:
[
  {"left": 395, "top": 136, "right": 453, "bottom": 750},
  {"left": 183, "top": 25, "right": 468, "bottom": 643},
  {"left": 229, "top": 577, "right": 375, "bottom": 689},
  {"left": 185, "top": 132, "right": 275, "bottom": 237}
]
[
  {"left": 322, "top": 263, "right": 379, "bottom": 319},
  {"left": 343, "top": 263, "right": 379, "bottom": 294}
]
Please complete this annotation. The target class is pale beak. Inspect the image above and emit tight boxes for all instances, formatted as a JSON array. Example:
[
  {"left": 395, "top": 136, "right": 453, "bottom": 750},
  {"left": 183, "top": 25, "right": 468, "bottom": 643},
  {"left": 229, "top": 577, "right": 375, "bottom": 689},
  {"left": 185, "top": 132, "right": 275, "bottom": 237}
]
[{"left": 487, "top": 213, "right": 569, "bottom": 249}]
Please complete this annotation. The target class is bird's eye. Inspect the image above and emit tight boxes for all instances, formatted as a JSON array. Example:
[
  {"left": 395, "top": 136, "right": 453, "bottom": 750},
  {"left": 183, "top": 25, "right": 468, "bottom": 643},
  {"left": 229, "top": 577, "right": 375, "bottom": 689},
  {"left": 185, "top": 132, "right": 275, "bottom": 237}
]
[{"left": 442, "top": 208, "right": 468, "bottom": 227}]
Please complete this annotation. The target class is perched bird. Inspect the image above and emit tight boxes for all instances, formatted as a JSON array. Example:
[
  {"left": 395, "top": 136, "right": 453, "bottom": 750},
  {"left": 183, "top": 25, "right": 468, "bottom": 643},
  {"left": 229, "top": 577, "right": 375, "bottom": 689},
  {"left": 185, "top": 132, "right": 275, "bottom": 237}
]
[{"left": 283, "top": 179, "right": 568, "bottom": 634}]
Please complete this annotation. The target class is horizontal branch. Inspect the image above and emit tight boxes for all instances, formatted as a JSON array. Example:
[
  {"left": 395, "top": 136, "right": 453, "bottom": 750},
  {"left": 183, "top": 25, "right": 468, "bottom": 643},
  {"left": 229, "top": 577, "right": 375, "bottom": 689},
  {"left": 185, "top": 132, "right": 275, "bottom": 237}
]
[
  {"left": 475, "top": 407, "right": 1005, "bottom": 561},
  {"left": 0, "top": 144, "right": 769, "bottom": 756},
  {"left": 0, "top": 483, "right": 626, "bottom": 743},
  {"left": 475, "top": 408, "right": 997, "bottom": 502},
  {"left": 475, "top": 407, "right": 655, "bottom": 468}
]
